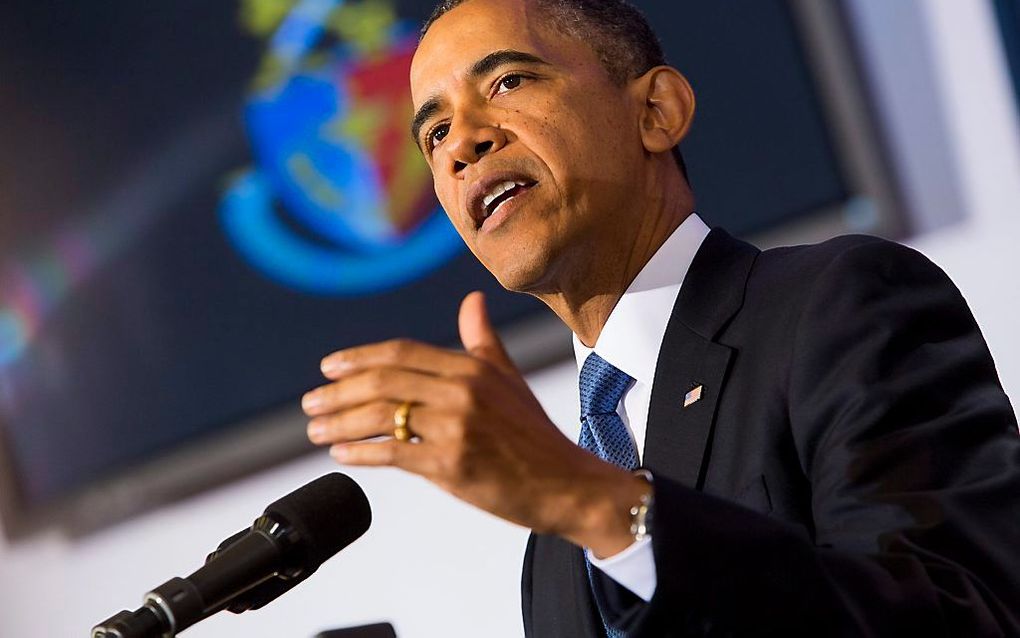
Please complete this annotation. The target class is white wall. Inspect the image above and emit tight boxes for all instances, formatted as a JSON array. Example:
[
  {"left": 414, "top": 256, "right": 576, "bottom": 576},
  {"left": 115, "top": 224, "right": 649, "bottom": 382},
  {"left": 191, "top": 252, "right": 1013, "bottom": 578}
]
[
  {"left": 908, "top": 0, "right": 1020, "bottom": 395},
  {"left": 2, "top": 1, "right": 1018, "bottom": 636}
]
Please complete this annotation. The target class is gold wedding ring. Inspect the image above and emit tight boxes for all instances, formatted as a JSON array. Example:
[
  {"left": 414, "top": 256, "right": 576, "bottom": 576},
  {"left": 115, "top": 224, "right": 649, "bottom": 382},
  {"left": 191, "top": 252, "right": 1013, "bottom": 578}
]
[{"left": 393, "top": 401, "right": 414, "bottom": 442}]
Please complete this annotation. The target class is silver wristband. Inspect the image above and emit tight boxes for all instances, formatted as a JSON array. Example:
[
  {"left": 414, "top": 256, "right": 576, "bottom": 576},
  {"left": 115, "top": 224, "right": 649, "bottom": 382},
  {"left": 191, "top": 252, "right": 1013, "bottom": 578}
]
[{"left": 630, "top": 469, "right": 654, "bottom": 542}]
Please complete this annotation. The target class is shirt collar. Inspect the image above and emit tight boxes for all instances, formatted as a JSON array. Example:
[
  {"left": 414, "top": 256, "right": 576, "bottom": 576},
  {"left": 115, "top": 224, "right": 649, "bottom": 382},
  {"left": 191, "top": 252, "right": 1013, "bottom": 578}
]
[{"left": 573, "top": 213, "right": 711, "bottom": 386}]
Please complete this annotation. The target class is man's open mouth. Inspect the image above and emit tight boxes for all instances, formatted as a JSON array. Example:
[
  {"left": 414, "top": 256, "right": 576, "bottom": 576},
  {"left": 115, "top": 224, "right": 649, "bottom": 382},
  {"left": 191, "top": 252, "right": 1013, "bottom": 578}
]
[
  {"left": 471, "top": 177, "right": 538, "bottom": 229},
  {"left": 483, "top": 181, "right": 533, "bottom": 218}
]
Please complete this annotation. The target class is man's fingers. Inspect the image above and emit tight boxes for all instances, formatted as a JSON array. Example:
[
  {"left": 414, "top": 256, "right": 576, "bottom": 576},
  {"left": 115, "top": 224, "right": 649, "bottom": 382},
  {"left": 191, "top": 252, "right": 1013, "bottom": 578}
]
[
  {"left": 302, "top": 367, "right": 459, "bottom": 417},
  {"left": 330, "top": 439, "right": 435, "bottom": 475},
  {"left": 308, "top": 401, "right": 444, "bottom": 445},
  {"left": 308, "top": 401, "right": 398, "bottom": 444},
  {"left": 458, "top": 291, "right": 518, "bottom": 376},
  {"left": 319, "top": 338, "right": 475, "bottom": 380}
]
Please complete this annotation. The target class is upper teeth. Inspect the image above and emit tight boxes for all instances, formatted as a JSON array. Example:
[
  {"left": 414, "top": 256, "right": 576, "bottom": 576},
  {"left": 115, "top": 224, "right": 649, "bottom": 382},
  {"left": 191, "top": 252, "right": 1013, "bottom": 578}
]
[{"left": 482, "top": 181, "right": 524, "bottom": 214}]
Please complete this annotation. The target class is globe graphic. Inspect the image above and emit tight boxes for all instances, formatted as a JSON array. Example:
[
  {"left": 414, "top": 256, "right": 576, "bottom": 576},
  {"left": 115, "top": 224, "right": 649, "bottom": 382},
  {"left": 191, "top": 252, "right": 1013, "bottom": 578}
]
[
  {"left": 247, "top": 73, "right": 391, "bottom": 252},
  {"left": 219, "top": 8, "right": 464, "bottom": 295}
]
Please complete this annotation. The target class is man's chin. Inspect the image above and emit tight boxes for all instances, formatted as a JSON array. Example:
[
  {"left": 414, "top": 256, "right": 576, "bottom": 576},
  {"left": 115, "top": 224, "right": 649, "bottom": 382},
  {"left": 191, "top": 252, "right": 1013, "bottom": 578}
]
[{"left": 487, "top": 257, "right": 556, "bottom": 295}]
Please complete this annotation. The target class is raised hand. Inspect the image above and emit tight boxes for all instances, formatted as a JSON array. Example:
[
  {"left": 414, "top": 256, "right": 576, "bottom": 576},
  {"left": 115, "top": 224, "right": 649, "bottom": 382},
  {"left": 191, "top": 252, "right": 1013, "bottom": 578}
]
[{"left": 303, "top": 291, "right": 648, "bottom": 557}]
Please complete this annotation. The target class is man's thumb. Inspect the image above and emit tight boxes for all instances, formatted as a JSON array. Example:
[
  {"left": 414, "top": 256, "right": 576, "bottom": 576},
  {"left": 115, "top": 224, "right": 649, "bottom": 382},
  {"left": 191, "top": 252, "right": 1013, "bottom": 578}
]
[{"left": 459, "top": 291, "right": 516, "bottom": 373}]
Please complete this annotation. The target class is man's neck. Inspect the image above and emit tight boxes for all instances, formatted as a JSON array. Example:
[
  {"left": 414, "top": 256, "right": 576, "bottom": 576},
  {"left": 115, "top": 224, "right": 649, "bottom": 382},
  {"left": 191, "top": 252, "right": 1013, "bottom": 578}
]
[{"left": 535, "top": 173, "right": 696, "bottom": 347}]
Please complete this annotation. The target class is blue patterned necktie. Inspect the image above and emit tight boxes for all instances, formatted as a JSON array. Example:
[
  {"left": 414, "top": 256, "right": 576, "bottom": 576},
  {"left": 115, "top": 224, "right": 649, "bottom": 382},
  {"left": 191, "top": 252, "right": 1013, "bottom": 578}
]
[{"left": 578, "top": 352, "right": 638, "bottom": 638}]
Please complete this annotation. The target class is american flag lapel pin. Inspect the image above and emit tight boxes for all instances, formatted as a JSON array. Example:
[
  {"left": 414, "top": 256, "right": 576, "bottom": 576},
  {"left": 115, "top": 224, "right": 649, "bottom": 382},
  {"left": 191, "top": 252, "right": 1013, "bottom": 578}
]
[{"left": 683, "top": 385, "right": 704, "bottom": 408}]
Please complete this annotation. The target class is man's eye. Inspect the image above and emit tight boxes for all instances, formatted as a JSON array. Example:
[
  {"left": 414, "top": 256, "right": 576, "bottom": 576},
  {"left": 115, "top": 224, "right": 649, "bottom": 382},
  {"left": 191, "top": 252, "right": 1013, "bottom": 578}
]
[
  {"left": 429, "top": 124, "right": 450, "bottom": 149},
  {"left": 496, "top": 74, "right": 523, "bottom": 94}
]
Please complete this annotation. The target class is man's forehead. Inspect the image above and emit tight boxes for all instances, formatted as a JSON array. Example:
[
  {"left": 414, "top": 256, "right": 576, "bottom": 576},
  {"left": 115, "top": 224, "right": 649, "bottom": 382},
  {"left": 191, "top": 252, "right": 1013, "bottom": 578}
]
[{"left": 410, "top": 0, "right": 550, "bottom": 103}]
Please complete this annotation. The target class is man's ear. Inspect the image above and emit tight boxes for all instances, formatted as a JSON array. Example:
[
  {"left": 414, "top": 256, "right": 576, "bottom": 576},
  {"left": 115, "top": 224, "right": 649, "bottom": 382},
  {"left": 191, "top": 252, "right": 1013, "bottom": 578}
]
[{"left": 634, "top": 67, "right": 696, "bottom": 154}]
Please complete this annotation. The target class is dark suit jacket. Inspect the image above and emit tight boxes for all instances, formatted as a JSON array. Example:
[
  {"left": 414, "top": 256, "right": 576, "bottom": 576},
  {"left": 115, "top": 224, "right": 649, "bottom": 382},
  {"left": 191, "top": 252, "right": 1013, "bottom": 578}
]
[{"left": 521, "top": 229, "right": 1020, "bottom": 637}]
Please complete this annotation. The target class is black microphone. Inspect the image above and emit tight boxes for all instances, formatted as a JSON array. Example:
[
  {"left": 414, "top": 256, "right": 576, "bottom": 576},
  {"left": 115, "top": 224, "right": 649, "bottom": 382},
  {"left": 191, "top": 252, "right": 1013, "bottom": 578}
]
[{"left": 92, "top": 473, "right": 371, "bottom": 638}]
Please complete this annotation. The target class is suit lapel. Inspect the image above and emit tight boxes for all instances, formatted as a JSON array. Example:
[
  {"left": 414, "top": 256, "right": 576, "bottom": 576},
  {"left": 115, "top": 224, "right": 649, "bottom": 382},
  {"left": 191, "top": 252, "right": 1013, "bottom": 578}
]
[
  {"left": 644, "top": 332, "right": 732, "bottom": 488},
  {"left": 643, "top": 229, "right": 758, "bottom": 489}
]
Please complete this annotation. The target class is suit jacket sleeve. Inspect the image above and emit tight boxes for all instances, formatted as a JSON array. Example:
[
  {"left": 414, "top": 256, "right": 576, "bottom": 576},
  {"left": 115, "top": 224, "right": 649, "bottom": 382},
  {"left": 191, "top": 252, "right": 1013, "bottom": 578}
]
[{"left": 621, "top": 240, "right": 1020, "bottom": 637}]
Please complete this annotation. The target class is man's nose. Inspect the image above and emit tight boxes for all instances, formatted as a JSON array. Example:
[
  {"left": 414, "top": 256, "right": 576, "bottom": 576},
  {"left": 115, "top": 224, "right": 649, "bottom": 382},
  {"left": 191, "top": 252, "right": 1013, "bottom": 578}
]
[{"left": 444, "top": 118, "right": 507, "bottom": 176}]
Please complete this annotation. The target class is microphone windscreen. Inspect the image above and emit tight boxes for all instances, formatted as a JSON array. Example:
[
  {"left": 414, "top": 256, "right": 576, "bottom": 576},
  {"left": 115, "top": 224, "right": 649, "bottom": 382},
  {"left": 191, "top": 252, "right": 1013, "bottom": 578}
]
[{"left": 264, "top": 473, "right": 372, "bottom": 569}]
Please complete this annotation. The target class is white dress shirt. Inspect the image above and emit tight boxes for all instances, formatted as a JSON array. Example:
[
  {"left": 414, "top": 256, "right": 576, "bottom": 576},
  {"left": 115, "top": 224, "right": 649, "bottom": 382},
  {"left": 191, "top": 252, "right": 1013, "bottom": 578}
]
[{"left": 573, "top": 213, "right": 711, "bottom": 602}]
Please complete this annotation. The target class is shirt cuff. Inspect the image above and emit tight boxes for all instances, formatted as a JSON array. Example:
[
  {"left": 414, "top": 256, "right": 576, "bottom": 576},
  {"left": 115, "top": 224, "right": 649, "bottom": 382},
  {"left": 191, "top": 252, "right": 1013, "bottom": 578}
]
[{"left": 585, "top": 536, "right": 657, "bottom": 602}]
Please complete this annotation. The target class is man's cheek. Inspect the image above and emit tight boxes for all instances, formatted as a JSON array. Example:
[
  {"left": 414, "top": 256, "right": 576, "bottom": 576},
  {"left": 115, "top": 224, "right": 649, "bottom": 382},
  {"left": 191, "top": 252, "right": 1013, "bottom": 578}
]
[
  {"left": 438, "top": 197, "right": 472, "bottom": 239},
  {"left": 432, "top": 185, "right": 454, "bottom": 219}
]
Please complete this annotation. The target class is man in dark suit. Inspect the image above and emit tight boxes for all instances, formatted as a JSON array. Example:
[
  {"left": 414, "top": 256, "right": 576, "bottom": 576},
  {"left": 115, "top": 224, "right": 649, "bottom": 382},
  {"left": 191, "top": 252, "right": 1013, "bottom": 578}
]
[{"left": 302, "top": 0, "right": 1020, "bottom": 635}]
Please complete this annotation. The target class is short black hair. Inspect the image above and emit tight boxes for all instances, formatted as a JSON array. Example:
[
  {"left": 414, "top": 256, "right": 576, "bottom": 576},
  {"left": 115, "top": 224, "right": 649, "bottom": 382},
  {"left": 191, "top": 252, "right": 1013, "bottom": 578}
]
[
  {"left": 423, "top": 0, "right": 665, "bottom": 84},
  {"left": 421, "top": 0, "right": 689, "bottom": 179}
]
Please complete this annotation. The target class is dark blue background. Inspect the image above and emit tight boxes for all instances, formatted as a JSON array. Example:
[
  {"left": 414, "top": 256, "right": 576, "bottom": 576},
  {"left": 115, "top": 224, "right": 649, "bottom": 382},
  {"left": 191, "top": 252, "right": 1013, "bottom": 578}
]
[{"left": 994, "top": 0, "right": 1020, "bottom": 122}]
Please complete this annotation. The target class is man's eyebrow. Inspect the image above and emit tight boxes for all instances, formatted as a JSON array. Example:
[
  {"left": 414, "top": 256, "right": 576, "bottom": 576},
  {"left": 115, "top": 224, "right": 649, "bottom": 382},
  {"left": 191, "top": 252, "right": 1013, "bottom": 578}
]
[
  {"left": 467, "top": 49, "right": 550, "bottom": 80},
  {"left": 411, "top": 96, "right": 443, "bottom": 148},
  {"left": 410, "top": 50, "right": 551, "bottom": 147}
]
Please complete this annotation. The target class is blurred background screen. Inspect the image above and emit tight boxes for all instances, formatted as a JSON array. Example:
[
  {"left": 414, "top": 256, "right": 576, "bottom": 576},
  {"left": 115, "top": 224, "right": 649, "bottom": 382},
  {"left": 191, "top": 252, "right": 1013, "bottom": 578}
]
[
  {"left": 0, "top": 0, "right": 893, "bottom": 537},
  {"left": 994, "top": 0, "right": 1020, "bottom": 115}
]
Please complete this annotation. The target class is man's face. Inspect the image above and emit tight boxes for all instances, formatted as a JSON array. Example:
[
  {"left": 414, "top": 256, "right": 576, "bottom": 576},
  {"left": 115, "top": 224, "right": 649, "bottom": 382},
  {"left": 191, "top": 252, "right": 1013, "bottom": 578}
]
[{"left": 410, "top": 0, "right": 647, "bottom": 293}]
